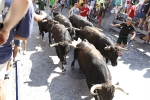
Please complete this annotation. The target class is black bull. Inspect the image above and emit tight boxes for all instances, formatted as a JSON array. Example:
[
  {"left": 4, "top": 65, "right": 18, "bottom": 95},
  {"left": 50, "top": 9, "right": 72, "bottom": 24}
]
[
  {"left": 74, "top": 26, "right": 128, "bottom": 66},
  {"left": 69, "top": 14, "right": 94, "bottom": 29},
  {"left": 50, "top": 23, "right": 72, "bottom": 72},
  {"left": 70, "top": 39, "right": 128, "bottom": 100},
  {"left": 35, "top": 10, "right": 53, "bottom": 45},
  {"left": 54, "top": 14, "right": 77, "bottom": 39}
]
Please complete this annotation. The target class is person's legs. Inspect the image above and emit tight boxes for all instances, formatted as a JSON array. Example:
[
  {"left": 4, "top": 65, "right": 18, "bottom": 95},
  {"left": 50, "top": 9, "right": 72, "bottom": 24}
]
[
  {"left": 13, "top": 40, "right": 21, "bottom": 61},
  {"left": 115, "top": 37, "right": 123, "bottom": 56},
  {"left": 0, "top": 81, "right": 6, "bottom": 100},
  {"left": 98, "top": 16, "right": 102, "bottom": 28},
  {"left": 0, "top": 62, "right": 8, "bottom": 100},
  {"left": 22, "top": 40, "right": 27, "bottom": 55},
  {"left": 122, "top": 37, "right": 127, "bottom": 48},
  {"left": 61, "top": 4, "right": 64, "bottom": 12}
]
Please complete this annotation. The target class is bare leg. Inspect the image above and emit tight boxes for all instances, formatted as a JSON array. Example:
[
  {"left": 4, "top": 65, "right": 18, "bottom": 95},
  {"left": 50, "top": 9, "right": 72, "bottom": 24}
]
[
  {"left": 22, "top": 40, "right": 27, "bottom": 55},
  {"left": 13, "top": 45, "right": 20, "bottom": 60},
  {"left": 0, "top": 81, "right": 6, "bottom": 100}
]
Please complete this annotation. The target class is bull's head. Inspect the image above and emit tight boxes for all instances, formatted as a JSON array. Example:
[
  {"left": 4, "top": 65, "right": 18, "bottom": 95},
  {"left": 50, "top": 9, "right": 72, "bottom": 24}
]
[
  {"left": 104, "top": 45, "right": 128, "bottom": 66},
  {"left": 50, "top": 41, "right": 71, "bottom": 64},
  {"left": 90, "top": 84, "right": 128, "bottom": 100}
]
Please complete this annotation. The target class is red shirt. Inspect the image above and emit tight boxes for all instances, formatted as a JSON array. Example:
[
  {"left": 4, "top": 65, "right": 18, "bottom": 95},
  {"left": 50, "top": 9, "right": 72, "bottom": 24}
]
[
  {"left": 80, "top": 7, "right": 89, "bottom": 17},
  {"left": 128, "top": 6, "right": 136, "bottom": 18}
]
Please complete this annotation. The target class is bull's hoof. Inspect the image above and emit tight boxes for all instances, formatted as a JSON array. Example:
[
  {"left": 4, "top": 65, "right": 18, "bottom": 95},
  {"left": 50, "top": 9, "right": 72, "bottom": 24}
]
[
  {"left": 62, "top": 69, "right": 66, "bottom": 72},
  {"left": 64, "top": 61, "right": 67, "bottom": 65}
]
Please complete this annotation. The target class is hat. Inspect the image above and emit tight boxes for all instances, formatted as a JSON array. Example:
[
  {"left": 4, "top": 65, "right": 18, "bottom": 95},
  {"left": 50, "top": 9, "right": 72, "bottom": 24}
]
[{"left": 126, "top": 17, "right": 132, "bottom": 21}]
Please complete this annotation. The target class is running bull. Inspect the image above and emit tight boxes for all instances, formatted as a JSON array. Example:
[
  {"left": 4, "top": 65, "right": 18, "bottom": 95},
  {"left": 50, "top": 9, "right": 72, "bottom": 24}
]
[
  {"left": 54, "top": 14, "right": 77, "bottom": 39},
  {"left": 35, "top": 10, "right": 53, "bottom": 45},
  {"left": 70, "top": 39, "right": 128, "bottom": 100},
  {"left": 74, "top": 26, "right": 127, "bottom": 66},
  {"left": 69, "top": 14, "right": 94, "bottom": 29},
  {"left": 50, "top": 23, "right": 72, "bottom": 72}
]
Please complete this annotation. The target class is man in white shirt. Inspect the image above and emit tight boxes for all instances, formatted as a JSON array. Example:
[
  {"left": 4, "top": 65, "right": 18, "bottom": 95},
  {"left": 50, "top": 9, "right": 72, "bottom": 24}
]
[{"left": 68, "top": 3, "right": 79, "bottom": 17}]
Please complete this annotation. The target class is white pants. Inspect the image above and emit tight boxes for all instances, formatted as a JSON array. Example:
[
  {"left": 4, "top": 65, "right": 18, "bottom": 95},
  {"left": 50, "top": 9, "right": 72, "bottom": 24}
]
[
  {"left": 0, "top": 62, "right": 7, "bottom": 83},
  {"left": 81, "top": 16, "right": 87, "bottom": 21}
]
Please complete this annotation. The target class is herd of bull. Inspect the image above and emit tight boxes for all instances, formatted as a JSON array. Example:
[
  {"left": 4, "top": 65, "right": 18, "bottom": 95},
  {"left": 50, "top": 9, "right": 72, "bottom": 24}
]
[{"left": 36, "top": 11, "right": 129, "bottom": 100}]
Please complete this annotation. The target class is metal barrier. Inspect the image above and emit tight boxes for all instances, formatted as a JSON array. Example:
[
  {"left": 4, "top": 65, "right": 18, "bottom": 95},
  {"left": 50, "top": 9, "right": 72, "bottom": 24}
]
[{"left": 15, "top": 61, "right": 22, "bottom": 100}]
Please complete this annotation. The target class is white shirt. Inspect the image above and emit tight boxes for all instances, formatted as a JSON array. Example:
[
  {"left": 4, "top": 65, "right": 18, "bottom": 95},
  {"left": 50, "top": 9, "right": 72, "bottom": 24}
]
[
  {"left": 139, "top": 0, "right": 145, "bottom": 5},
  {"left": 90, "top": 1, "right": 95, "bottom": 7}
]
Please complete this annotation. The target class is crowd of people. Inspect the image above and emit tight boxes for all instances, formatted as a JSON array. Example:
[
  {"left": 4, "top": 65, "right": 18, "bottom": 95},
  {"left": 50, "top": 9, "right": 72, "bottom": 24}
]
[{"left": 33, "top": 0, "right": 150, "bottom": 44}]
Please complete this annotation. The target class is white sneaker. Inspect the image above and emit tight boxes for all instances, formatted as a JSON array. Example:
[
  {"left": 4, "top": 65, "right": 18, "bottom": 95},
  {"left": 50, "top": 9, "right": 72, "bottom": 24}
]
[{"left": 23, "top": 51, "right": 26, "bottom": 55}]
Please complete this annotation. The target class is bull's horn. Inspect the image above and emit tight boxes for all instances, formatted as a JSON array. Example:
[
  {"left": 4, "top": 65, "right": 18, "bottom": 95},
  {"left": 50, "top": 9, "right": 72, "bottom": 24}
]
[
  {"left": 119, "top": 47, "right": 128, "bottom": 51},
  {"left": 115, "top": 87, "right": 129, "bottom": 95},
  {"left": 104, "top": 46, "right": 111, "bottom": 50},
  {"left": 74, "top": 28, "right": 80, "bottom": 31},
  {"left": 50, "top": 43, "right": 59, "bottom": 47},
  {"left": 42, "top": 20, "right": 47, "bottom": 22},
  {"left": 90, "top": 84, "right": 102, "bottom": 95},
  {"left": 66, "top": 28, "right": 69, "bottom": 30},
  {"left": 69, "top": 44, "right": 76, "bottom": 48}
]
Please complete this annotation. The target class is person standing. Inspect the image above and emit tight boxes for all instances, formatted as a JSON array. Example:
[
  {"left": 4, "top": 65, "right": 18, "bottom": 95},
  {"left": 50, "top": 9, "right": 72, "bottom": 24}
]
[
  {"left": 97, "top": 3, "right": 105, "bottom": 28},
  {"left": 51, "top": 0, "right": 61, "bottom": 17},
  {"left": 60, "top": 0, "right": 65, "bottom": 12},
  {"left": 110, "top": 17, "right": 136, "bottom": 48},
  {"left": 80, "top": 3, "right": 89, "bottom": 20},
  {"left": 0, "top": 0, "right": 47, "bottom": 99},
  {"left": 68, "top": 3, "right": 80, "bottom": 16},
  {"left": 127, "top": 2, "right": 136, "bottom": 19},
  {"left": 35, "top": 0, "right": 47, "bottom": 12},
  {"left": 138, "top": 0, "right": 150, "bottom": 29}
]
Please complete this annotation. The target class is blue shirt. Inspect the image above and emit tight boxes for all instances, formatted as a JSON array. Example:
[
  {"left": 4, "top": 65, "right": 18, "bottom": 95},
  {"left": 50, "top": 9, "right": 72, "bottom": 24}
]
[{"left": 0, "top": 0, "right": 34, "bottom": 64}]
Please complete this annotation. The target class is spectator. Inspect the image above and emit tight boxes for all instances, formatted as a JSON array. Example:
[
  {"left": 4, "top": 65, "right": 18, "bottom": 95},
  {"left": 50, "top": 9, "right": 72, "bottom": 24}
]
[
  {"left": 138, "top": 0, "right": 150, "bottom": 29},
  {"left": 90, "top": 0, "right": 95, "bottom": 9},
  {"left": 51, "top": 0, "right": 61, "bottom": 17},
  {"left": 80, "top": 3, "right": 89, "bottom": 20},
  {"left": 135, "top": 0, "right": 145, "bottom": 18},
  {"left": 114, "top": 2, "right": 122, "bottom": 18},
  {"left": 123, "top": 0, "right": 132, "bottom": 13},
  {"left": 0, "top": 1, "right": 47, "bottom": 100},
  {"left": 143, "top": 16, "right": 150, "bottom": 44},
  {"left": 60, "top": 0, "right": 65, "bottom": 12},
  {"left": 35, "top": 0, "right": 47, "bottom": 12},
  {"left": 91, "top": 4, "right": 97, "bottom": 18},
  {"left": 69, "top": 3, "right": 80, "bottom": 16},
  {"left": 87, "top": 1, "right": 93, "bottom": 16},
  {"left": 110, "top": 17, "right": 136, "bottom": 48},
  {"left": 97, "top": 3, "right": 105, "bottom": 28},
  {"left": 127, "top": 2, "right": 136, "bottom": 19},
  {"left": 48, "top": 0, "right": 56, "bottom": 8},
  {"left": 66, "top": 0, "right": 70, "bottom": 8}
]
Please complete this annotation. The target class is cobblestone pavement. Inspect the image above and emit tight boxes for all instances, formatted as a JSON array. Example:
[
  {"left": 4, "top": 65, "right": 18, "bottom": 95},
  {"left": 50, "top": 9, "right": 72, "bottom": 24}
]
[{"left": 9, "top": 7, "right": 150, "bottom": 100}]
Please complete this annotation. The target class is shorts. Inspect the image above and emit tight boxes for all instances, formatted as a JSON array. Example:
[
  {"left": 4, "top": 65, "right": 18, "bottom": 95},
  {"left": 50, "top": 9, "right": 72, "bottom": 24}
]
[
  {"left": 53, "top": 12, "right": 59, "bottom": 17},
  {"left": 0, "top": 62, "right": 7, "bottom": 83},
  {"left": 141, "top": 12, "right": 147, "bottom": 20},
  {"left": 61, "top": 4, "right": 64, "bottom": 8},
  {"left": 14, "top": 39, "right": 21, "bottom": 46},
  {"left": 117, "top": 36, "right": 128, "bottom": 45},
  {"left": 81, "top": 16, "right": 87, "bottom": 20},
  {"left": 98, "top": 16, "right": 102, "bottom": 22}
]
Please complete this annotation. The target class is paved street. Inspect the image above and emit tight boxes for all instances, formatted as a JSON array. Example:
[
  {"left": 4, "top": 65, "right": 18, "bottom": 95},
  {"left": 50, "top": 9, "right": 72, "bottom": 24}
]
[{"left": 8, "top": 7, "right": 150, "bottom": 100}]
